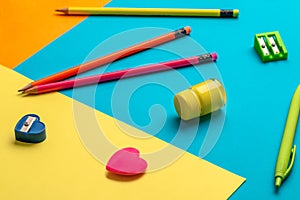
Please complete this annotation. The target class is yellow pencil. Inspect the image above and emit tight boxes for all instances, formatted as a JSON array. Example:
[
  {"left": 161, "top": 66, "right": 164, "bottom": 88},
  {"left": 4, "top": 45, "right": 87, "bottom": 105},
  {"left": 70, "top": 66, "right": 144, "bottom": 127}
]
[{"left": 55, "top": 7, "right": 239, "bottom": 18}]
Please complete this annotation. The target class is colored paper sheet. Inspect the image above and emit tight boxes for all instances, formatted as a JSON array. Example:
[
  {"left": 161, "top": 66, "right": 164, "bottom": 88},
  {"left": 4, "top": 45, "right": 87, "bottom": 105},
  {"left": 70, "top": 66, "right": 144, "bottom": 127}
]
[
  {"left": 11, "top": 0, "right": 300, "bottom": 199},
  {"left": 0, "top": 0, "right": 110, "bottom": 68},
  {"left": 0, "top": 65, "right": 245, "bottom": 199}
]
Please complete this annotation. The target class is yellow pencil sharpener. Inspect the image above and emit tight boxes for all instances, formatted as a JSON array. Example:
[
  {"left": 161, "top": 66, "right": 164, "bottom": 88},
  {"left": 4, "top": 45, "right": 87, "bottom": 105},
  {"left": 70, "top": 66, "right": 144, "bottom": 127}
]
[{"left": 174, "top": 79, "right": 226, "bottom": 120}]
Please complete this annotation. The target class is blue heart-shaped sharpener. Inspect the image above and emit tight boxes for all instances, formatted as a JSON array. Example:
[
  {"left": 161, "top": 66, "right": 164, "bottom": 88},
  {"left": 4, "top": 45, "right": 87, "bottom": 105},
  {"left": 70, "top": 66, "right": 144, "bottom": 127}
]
[{"left": 15, "top": 114, "right": 46, "bottom": 143}]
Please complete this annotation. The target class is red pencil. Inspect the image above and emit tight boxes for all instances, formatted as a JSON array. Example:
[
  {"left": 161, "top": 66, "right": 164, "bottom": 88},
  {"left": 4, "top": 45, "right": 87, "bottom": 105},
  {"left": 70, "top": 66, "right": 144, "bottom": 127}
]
[
  {"left": 18, "top": 26, "right": 191, "bottom": 92},
  {"left": 23, "top": 53, "right": 217, "bottom": 95}
]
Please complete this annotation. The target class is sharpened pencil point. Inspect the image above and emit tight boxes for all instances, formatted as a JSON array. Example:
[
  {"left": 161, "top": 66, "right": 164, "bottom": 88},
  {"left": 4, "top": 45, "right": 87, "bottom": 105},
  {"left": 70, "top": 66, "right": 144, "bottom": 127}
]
[
  {"left": 20, "top": 91, "right": 29, "bottom": 96},
  {"left": 55, "top": 8, "right": 68, "bottom": 13},
  {"left": 18, "top": 83, "right": 33, "bottom": 92},
  {"left": 23, "top": 87, "right": 38, "bottom": 95}
]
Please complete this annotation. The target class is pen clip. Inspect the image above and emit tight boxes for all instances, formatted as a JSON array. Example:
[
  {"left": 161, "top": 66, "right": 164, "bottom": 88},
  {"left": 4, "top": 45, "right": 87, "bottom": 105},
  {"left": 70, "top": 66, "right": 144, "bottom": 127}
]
[{"left": 283, "top": 145, "right": 296, "bottom": 179}]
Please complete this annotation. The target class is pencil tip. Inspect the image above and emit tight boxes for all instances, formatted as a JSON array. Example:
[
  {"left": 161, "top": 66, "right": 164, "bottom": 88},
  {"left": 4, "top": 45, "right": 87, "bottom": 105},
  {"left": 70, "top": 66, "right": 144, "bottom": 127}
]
[
  {"left": 18, "top": 84, "right": 33, "bottom": 92},
  {"left": 55, "top": 8, "right": 68, "bottom": 13},
  {"left": 21, "top": 90, "right": 29, "bottom": 95},
  {"left": 22, "top": 87, "right": 38, "bottom": 95},
  {"left": 21, "top": 92, "right": 28, "bottom": 96}
]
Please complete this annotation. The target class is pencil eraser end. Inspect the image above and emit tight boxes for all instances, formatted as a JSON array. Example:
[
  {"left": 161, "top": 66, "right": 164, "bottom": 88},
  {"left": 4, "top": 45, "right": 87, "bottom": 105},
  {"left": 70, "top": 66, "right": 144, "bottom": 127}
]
[
  {"left": 210, "top": 52, "right": 218, "bottom": 61},
  {"left": 184, "top": 26, "right": 191, "bottom": 35}
]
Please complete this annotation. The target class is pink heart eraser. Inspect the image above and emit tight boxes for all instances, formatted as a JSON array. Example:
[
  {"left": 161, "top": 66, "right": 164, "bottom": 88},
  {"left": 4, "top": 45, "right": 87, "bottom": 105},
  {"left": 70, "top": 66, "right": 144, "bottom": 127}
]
[{"left": 106, "top": 147, "right": 147, "bottom": 176}]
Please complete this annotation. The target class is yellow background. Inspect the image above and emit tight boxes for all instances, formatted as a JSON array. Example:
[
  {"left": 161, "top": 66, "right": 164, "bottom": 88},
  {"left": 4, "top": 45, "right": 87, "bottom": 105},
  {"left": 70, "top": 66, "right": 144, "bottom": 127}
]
[{"left": 0, "top": 65, "right": 245, "bottom": 199}]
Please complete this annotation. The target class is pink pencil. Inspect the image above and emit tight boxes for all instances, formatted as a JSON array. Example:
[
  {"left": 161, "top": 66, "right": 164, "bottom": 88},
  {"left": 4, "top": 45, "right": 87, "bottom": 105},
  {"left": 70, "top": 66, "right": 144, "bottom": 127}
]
[{"left": 23, "top": 53, "right": 217, "bottom": 95}]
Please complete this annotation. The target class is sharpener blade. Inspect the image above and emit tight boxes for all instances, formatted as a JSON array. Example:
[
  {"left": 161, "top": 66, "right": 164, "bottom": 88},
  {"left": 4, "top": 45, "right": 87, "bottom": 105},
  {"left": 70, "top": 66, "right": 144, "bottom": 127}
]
[{"left": 20, "top": 116, "right": 37, "bottom": 132}]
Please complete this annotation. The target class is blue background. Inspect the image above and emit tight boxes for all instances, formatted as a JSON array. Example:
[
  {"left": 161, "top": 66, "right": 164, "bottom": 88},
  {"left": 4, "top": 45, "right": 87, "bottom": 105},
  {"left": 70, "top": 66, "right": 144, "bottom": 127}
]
[{"left": 15, "top": 0, "right": 300, "bottom": 199}]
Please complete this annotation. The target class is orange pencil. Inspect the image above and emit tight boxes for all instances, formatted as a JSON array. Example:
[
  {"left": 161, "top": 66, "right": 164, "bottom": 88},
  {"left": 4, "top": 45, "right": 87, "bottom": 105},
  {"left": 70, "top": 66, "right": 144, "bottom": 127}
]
[{"left": 18, "top": 26, "right": 191, "bottom": 91}]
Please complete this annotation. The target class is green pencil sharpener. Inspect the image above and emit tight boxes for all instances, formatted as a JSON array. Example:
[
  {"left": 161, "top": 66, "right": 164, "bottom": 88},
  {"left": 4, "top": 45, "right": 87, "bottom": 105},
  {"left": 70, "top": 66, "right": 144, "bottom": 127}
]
[{"left": 254, "top": 31, "right": 288, "bottom": 62}]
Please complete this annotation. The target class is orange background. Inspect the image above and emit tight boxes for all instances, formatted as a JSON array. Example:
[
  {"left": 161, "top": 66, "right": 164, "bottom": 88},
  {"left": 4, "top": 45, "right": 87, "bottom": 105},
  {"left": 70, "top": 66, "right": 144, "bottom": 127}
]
[{"left": 0, "top": 0, "right": 110, "bottom": 68}]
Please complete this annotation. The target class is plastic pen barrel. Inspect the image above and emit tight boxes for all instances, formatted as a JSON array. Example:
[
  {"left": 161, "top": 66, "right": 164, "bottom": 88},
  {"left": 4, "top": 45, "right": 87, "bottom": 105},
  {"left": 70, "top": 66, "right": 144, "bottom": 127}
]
[{"left": 275, "top": 85, "right": 300, "bottom": 187}]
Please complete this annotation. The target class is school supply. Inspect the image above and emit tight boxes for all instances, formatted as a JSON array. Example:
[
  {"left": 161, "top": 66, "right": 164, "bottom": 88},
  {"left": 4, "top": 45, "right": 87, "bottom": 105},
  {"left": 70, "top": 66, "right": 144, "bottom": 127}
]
[
  {"left": 22, "top": 53, "right": 217, "bottom": 94},
  {"left": 174, "top": 79, "right": 226, "bottom": 120},
  {"left": 18, "top": 26, "right": 191, "bottom": 92},
  {"left": 275, "top": 85, "right": 300, "bottom": 188},
  {"left": 15, "top": 114, "right": 46, "bottom": 143},
  {"left": 254, "top": 31, "right": 288, "bottom": 62},
  {"left": 56, "top": 7, "right": 239, "bottom": 18},
  {"left": 106, "top": 147, "right": 148, "bottom": 175}
]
